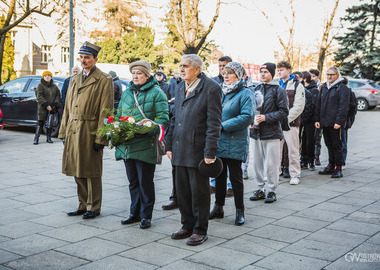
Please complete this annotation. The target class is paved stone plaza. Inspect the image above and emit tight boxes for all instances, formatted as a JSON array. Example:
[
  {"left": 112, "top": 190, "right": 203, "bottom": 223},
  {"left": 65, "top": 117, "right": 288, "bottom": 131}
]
[{"left": 0, "top": 110, "right": 379, "bottom": 270}]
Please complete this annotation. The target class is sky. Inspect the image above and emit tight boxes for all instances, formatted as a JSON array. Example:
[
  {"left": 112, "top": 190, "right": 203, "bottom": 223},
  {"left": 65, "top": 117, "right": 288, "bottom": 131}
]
[{"left": 144, "top": 0, "right": 353, "bottom": 65}]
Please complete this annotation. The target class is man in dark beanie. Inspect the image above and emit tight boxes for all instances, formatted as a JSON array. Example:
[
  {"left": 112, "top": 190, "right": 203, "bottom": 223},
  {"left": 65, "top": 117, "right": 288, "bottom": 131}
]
[
  {"left": 249, "top": 62, "right": 288, "bottom": 203},
  {"left": 59, "top": 41, "right": 114, "bottom": 219}
]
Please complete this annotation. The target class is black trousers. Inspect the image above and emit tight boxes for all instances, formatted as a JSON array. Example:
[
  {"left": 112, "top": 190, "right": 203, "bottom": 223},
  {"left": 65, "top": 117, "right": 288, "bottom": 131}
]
[
  {"left": 215, "top": 158, "right": 244, "bottom": 210},
  {"left": 175, "top": 166, "right": 210, "bottom": 235},
  {"left": 315, "top": 128, "right": 323, "bottom": 157},
  {"left": 301, "top": 122, "right": 316, "bottom": 164},
  {"left": 124, "top": 159, "right": 156, "bottom": 219},
  {"left": 169, "top": 165, "right": 177, "bottom": 202},
  {"left": 323, "top": 126, "right": 343, "bottom": 166}
]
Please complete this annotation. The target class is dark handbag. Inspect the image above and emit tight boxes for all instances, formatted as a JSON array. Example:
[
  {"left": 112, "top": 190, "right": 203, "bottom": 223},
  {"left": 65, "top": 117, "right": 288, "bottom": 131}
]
[{"left": 45, "top": 111, "right": 59, "bottom": 129}]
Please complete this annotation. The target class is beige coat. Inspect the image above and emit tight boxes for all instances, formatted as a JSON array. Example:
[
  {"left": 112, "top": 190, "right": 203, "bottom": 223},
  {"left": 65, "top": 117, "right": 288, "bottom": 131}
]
[{"left": 58, "top": 67, "right": 113, "bottom": 178}]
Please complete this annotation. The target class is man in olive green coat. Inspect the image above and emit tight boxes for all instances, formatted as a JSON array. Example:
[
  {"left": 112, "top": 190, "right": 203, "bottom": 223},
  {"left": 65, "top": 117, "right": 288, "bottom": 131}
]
[{"left": 58, "top": 41, "right": 114, "bottom": 219}]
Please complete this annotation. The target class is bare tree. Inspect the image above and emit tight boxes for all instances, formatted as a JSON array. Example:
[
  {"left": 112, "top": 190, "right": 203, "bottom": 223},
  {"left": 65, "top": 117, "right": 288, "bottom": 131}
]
[
  {"left": 0, "top": 0, "right": 59, "bottom": 84},
  {"left": 317, "top": 0, "right": 340, "bottom": 74},
  {"left": 167, "top": 0, "right": 221, "bottom": 54}
]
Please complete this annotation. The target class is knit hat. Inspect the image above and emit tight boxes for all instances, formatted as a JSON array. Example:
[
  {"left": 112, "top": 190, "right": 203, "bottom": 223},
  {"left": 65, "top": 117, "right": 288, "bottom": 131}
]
[
  {"left": 260, "top": 63, "right": 276, "bottom": 78},
  {"left": 42, "top": 71, "right": 53, "bottom": 77},
  {"left": 129, "top": 60, "right": 152, "bottom": 77},
  {"left": 225, "top": 62, "right": 245, "bottom": 80},
  {"left": 108, "top": 70, "right": 117, "bottom": 79},
  {"left": 154, "top": 71, "right": 165, "bottom": 77}
]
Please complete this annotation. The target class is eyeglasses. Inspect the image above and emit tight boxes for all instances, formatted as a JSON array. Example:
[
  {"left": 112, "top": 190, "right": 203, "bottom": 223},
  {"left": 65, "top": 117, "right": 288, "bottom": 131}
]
[
  {"left": 222, "top": 72, "right": 234, "bottom": 76},
  {"left": 326, "top": 73, "right": 337, "bottom": 76}
]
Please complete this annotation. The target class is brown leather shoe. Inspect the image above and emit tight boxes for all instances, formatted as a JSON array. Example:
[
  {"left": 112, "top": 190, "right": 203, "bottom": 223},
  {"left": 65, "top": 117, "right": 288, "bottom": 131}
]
[
  {"left": 226, "top": 188, "right": 234, "bottom": 197},
  {"left": 162, "top": 201, "right": 178, "bottom": 210},
  {"left": 186, "top": 234, "right": 208, "bottom": 246},
  {"left": 171, "top": 228, "right": 193, "bottom": 239}
]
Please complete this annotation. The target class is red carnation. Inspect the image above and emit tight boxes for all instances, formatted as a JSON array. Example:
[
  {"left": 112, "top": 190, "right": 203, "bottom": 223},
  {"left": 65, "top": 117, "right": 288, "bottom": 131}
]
[
  {"left": 108, "top": 116, "right": 114, "bottom": 123},
  {"left": 120, "top": 116, "right": 127, "bottom": 121}
]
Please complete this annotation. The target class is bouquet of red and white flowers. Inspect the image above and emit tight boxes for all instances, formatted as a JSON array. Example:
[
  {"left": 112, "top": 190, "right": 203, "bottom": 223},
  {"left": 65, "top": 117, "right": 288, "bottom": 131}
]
[{"left": 93, "top": 109, "right": 164, "bottom": 148}]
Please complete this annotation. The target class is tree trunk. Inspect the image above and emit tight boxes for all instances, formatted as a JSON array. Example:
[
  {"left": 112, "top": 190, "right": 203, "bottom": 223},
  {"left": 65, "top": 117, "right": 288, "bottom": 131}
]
[
  {"left": 317, "top": 47, "right": 326, "bottom": 75},
  {"left": 0, "top": 33, "right": 6, "bottom": 85},
  {"left": 369, "top": 1, "right": 378, "bottom": 52},
  {"left": 183, "top": 46, "right": 197, "bottom": 55}
]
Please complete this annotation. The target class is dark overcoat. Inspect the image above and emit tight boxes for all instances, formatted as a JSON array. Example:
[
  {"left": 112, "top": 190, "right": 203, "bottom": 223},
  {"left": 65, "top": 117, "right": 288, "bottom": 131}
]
[{"left": 165, "top": 73, "right": 222, "bottom": 168}]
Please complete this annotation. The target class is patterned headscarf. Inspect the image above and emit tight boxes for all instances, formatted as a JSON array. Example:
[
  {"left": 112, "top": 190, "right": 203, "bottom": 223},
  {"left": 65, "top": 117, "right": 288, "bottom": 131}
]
[{"left": 225, "top": 62, "right": 245, "bottom": 80}]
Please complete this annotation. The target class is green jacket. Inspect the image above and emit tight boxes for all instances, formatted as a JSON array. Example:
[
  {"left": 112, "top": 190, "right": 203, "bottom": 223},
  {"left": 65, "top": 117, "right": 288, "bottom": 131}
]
[{"left": 115, "top": 76, "right": 169, "bottom": 164}]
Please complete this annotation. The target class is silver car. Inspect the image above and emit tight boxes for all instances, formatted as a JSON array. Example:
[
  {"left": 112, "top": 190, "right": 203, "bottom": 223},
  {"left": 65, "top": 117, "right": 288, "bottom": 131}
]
[{"left": 346, "top": 77, "right": 380, "bottom": 111}]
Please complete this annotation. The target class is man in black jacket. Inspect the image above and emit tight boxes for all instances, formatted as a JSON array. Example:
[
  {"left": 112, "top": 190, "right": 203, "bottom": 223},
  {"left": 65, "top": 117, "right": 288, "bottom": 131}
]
[
  {"left": 300, "top": 71, "right": 319, "bottom": 170},
  {"left": 166, "top": 54, "right": 222, "bottom": 246},
  {"left": 108, "top": 71, "right": 123, "bottom": 111},
  {"left": 249, "top": 63, "right": 288, "bottom": 203},
  {"left": 212, "top": 56, "right": 232, "bottom": 84},
  {"left": 315, "top": 67, "right": 350, "bottom": 178}
]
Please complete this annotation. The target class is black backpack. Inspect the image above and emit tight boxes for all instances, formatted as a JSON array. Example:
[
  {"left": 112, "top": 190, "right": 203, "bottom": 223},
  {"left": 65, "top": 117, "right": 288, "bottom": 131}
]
[{"left": 346, "top": 88, "right": 358, "bottom": 128}]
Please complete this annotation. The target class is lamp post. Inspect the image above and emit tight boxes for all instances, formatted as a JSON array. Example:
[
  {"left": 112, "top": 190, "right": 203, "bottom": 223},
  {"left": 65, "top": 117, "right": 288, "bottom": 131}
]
[{"left": 69, "top": 0, "right": 74, "bottom": 75}]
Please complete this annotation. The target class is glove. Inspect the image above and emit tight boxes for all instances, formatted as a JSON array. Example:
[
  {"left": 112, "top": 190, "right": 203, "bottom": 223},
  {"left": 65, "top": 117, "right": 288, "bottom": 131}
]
[
  {"left": 61, "top": 138, "right": 65, "bottom": 145},
  {"left": 94, "top": 143, "right": 104, "bottom": 152}
]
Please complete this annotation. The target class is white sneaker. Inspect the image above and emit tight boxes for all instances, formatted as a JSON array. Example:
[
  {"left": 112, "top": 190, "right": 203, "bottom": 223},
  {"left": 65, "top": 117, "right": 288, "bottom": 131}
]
[{"left": 290, "top": 177, "right": 300, "bottom": 185}]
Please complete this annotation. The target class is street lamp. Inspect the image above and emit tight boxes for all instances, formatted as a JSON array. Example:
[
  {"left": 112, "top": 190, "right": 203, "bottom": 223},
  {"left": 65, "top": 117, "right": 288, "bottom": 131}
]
[{"left": 69, "top": 0, "right": 74, "bottom": 75}]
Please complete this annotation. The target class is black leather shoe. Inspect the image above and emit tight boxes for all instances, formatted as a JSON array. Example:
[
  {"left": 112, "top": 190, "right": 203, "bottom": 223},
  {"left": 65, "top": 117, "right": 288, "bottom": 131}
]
[
  {"left": 67, "top": 209, "right": 86, "bottom": 216},
  {"left": 186, "top": 234, "right": 208, "bottom": 246},
  {"left": 171, "top": 228, "right": 193, "bottom": 239},
  {"left": 82, "top": 211, "right": 100, "bottom": 219},
  {"left": 140, "top": 219, "right": 151, "bottom": 229},
  {"left": 121, "top": 214, "right": 141, "bottom": 225},
  {"left": 162, "top": 201, "right": 178, "bottom": 210},
  {"left": 235, "top": 209, "right": 245, "bottom": 226},
  {"left": 209, "top": 203, "right": 224, "bottom": 219}
]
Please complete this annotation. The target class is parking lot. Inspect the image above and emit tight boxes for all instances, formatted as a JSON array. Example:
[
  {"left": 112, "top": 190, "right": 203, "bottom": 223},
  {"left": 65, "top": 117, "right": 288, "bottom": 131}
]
[{"left": 0, "top": 110, "right": 379, "bottom": 270}]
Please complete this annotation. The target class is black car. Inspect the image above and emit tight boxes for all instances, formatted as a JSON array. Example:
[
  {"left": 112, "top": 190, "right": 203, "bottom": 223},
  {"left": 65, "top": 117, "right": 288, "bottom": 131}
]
[{"left": 0, "top": 75, "right": 65, "bottom": 136}]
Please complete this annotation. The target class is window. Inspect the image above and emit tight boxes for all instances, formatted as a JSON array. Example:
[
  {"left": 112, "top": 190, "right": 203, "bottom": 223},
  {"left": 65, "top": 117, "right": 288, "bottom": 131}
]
[
  {"left": 61, "top": 47, "right": 70, "bottom": 64},
  {"left": 347, "top": 81, "right": 365, "bottom": 89},
  {"left": 26, "top": 79, "right": 40, "bottom": 92},
  {"left": 0, "top": 78, "right": 29, "bottom": 94},
  {"left": 41, "top": 45, "right": 52, "bottom": 64}
]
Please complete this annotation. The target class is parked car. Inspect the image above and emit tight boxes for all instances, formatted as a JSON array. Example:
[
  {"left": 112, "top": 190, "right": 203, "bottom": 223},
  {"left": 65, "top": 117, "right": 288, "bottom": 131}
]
[
  {"left": 0, "top": 108, "right": 3, "bottom": 130},
  {"left": 346, "top": 77, "right": 380, "bottom": 111},
  {"left": 0, "top": 75, "right": 65, "bottom": 136}
]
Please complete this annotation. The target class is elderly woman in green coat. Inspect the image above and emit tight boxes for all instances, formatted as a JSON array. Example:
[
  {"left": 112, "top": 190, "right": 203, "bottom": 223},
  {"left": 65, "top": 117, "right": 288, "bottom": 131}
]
[
  {"left": 34, "top": 71, "right": 62, "bottom": 144},
  {"left": 116, "top": 60, "right": 169, "bottom": 229}
]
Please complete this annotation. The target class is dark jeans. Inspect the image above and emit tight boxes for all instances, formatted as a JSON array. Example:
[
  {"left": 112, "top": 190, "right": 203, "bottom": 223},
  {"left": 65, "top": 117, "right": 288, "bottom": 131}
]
[
  {"left": 169, "top": 165, "right": 177, "bottom": 202},
  {"left": 175, "top": 166, "right": 210, "bottom": 235},
  {"left": 323, "top": 127, "right": 343, "bottom": 167},
  {"left": 215, "top": 158, "right": 244, "bottom": 210},
  {"left": 342, "top": 128, "right": 348, "bottom": 166},
  {"left": 124, "top": 159, "right": 156, "bottom": 220},
  {"left": 301, "top": 122, "right": 316, "bottom": 164},
  {"left": 315, "top": 128, "right": 322, "bottom": 157}
]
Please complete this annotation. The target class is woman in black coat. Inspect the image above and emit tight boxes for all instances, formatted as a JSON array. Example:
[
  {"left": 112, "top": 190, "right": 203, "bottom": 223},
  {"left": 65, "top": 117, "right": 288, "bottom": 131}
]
[
  {"left": 34, "top": 71, "right": 62, "bottom": 144},
  {"left": 315, "top": 67, "right": 350, "bottom": 178}
]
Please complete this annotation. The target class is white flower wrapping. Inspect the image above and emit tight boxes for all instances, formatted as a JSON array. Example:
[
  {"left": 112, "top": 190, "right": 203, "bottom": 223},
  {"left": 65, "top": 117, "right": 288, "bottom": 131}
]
[{"left": 128, "top": 117, "right": 135, "bottom": 124}]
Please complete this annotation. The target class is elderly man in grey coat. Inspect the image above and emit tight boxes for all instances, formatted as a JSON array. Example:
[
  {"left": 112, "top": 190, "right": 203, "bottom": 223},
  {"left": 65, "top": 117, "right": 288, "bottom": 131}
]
[{"left": 166, "top": 54, "right": 222, "bottom": 246}]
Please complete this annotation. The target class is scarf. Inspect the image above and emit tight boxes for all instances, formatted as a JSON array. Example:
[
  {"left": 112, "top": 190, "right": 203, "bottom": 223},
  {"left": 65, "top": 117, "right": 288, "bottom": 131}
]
[{"left": 222, "top": 80, "right": 240, "bottom": 95}]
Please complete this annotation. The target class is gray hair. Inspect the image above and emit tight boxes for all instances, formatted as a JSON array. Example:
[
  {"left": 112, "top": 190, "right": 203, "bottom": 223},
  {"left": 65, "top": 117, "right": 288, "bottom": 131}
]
[
  {"left": 182, "top": 54, "right": 203, "bottom": 72},
  {"left": 327, "top": 66, "right": 341, "bottom": 76},
  {"left": 72, "top": 66, "right": 80, "bottom": 72}
]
